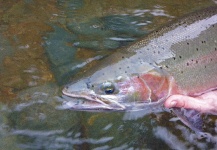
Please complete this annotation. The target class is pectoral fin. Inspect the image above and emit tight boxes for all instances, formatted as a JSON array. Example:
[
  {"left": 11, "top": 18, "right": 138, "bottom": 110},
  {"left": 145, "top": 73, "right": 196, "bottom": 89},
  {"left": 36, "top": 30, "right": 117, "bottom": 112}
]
[{"left": 172, "top": 108, "right": 203, "bottom": 132}]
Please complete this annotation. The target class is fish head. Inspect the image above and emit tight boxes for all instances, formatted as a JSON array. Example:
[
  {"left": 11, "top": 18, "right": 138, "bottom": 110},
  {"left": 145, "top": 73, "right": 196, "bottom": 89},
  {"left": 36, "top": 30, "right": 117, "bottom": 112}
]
[{"left": 62, "top": 69, "right": 175, "bottom": 111}]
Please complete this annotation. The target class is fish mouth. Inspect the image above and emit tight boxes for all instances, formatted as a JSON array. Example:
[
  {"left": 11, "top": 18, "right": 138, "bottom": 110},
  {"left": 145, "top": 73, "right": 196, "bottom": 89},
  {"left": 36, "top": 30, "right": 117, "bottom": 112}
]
[{"left": 62, "top": 87, "right": 126, "bottom": 111}]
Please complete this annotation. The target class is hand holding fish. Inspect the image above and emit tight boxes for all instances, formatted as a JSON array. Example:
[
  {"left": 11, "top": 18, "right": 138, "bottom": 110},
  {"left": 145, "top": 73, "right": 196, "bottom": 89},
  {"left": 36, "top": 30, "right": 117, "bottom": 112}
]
[
  {"left": 62, "top": 6, "right": 217, "bottom": 131},
  {"left": 164, "top": 91, "right": 217, "bottom": 115}
]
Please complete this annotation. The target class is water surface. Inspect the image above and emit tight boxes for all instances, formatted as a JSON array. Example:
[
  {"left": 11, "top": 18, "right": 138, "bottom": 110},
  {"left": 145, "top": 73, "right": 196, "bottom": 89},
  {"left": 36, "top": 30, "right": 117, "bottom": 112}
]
[{"left": 0, "top": 0, "right": 217, "bottom": 149}]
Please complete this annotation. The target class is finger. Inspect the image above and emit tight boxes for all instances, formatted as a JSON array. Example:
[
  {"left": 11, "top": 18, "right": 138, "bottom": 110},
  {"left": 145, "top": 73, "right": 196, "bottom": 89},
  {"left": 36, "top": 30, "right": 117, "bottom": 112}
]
[{"left": 164, "top": 95, "right": 204, "bottom": 112}]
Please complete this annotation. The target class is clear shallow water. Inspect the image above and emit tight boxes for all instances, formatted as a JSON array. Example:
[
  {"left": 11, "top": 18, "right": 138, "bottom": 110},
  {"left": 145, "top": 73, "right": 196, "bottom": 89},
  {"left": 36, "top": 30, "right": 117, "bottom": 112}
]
[{"left": 0, "top": 0, "right": 217, "bottom": 149}]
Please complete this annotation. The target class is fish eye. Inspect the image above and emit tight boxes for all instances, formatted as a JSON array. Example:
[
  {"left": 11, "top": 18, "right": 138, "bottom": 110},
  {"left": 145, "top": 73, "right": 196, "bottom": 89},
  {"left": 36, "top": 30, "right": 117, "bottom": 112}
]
[{"left": 101, "top": 81, "right": 115, "bottom": 94}]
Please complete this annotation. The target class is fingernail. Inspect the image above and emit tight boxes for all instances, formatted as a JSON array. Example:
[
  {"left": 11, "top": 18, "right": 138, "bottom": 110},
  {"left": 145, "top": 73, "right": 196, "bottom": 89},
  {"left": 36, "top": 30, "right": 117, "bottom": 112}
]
[{"left": 170, "top": 101, "right": 177, "bottom": 107}]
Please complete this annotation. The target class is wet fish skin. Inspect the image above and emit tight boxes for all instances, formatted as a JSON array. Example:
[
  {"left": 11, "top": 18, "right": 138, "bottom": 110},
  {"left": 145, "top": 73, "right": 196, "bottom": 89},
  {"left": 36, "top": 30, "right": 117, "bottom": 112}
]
[
  {"left": 63, "top": 70, "right": 177, "bottom": 110},
  {"left": 63, "top": 6, "right": 217, "bottom": 106},
  {"left": 62, "top": 6, "right": 217, "bottom": 131}
]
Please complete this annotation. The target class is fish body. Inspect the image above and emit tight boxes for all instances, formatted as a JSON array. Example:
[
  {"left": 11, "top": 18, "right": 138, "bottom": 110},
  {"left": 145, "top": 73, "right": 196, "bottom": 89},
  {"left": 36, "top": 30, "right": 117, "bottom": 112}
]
[{"left": 62, "top": 6, "right": 217, "bottom": 130}]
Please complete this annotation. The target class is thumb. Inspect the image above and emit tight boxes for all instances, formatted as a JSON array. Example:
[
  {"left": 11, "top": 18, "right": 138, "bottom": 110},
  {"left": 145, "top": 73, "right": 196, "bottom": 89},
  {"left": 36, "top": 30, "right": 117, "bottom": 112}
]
[{"left": 164, "top": 95, "right": 200, "bottom": 109}]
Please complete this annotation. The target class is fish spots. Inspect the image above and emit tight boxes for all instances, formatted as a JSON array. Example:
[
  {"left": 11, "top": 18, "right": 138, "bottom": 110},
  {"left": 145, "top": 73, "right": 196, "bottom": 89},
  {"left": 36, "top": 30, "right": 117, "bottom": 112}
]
[
  {"left": 179, "top": 55, "right": 182, "bottom": 59},
  {"left": 119, "top": 65, "right": 131, "bottom": 74},
  {"left": 153, "top": 50, "right": 162, "bottom": 55},
  {"left": 201, "top": 40, "right": 206, "bottom": 44},
  {"left": 196, "top": 48, "right": 199, "bottom": 51},
  {"left": 122, "top": 56, "right": 125, "bottom": 59},
  {"left": 185, "top": 59, "right": 199, "bottom": 67},
  {"left": 187, "top": 42, "right": 189, "bottom": 45},
  {"left": 184, "top": 49, "right": 217, "bottom": 70},
  {"left": 187, "top": 59, "right": 198, "bottom": 66}
]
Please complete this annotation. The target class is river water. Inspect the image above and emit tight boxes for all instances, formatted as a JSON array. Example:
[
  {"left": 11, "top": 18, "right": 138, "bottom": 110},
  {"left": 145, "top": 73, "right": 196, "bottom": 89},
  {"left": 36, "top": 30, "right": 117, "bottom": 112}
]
[{"left": 0, "top": 0, "right": 217, "bottom": 149}]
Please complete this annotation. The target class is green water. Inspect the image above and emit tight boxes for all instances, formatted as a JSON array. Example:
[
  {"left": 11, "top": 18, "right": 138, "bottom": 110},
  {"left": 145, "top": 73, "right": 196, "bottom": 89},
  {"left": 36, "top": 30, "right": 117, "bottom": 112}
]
[{"left": 0, "top": 0, "right": 217, "bottom": 149}]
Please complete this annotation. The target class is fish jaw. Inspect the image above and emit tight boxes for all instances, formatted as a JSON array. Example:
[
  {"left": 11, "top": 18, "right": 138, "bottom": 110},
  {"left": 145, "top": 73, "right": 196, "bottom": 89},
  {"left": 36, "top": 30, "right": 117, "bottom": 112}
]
[
  {"left": 62, "top": 70, "right": 178, "bottom": 111},
  {"left": 62, "top": 82, "right": 127, "bottom": 110}
]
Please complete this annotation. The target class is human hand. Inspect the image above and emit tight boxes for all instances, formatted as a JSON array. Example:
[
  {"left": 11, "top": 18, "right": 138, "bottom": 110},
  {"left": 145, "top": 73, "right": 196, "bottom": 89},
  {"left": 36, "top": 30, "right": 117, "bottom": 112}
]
[{"left": 164, "top": 91, "right": 217, "bottom": 115}]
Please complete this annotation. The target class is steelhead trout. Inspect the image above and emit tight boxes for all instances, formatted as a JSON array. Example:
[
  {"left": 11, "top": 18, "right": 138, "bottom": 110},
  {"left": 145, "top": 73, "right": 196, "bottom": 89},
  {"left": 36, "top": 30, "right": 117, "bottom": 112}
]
[{"left": 62, "top": 6, "right": 217, "bottom": 131}]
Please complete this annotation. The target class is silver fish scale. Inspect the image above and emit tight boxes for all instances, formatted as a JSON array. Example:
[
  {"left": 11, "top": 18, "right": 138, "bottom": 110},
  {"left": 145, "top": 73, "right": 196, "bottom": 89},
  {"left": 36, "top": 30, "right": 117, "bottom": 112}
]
[
  {"left": 113, "top": 7, "right": 217, "bottom": 95},
  {"left": 67, "top": 6, "right": 217, "bottom": 97},
  {"left": 160, "top": 15, "right": 217, "bottom": 95}
]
